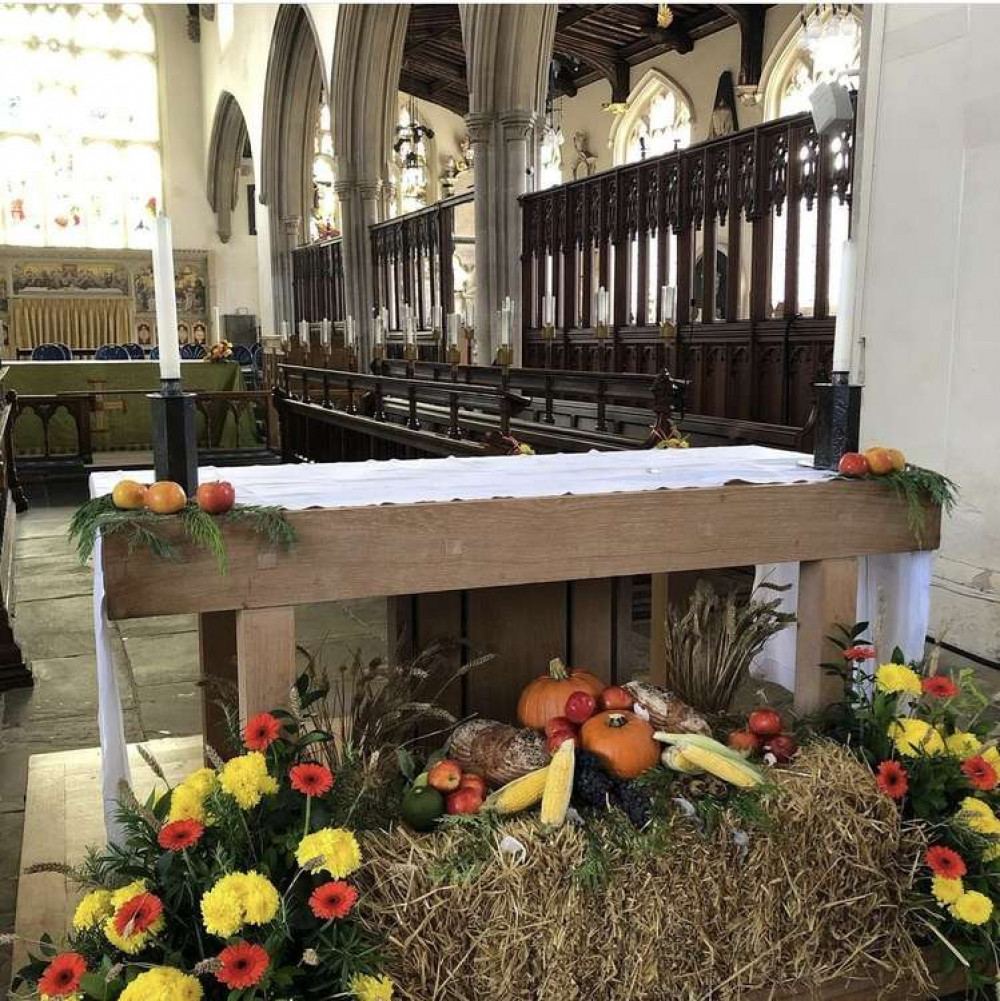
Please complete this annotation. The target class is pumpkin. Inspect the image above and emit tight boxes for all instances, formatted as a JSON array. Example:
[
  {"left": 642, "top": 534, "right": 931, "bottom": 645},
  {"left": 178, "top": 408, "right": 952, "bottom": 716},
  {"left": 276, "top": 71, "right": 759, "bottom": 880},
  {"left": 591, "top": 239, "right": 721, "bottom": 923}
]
[
  {"left": 516, "top": 657, "right": 605, "bottom": 730},
  {"left": 580, "top": 710, "right": 659, "bottom": 780}
]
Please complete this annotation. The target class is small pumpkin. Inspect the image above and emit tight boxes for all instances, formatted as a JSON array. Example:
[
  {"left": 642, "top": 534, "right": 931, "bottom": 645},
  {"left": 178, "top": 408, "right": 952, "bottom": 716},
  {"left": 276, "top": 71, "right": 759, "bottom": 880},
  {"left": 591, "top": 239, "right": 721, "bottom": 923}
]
[
  {"left": 580, "top": 710, "right": 659, "bottom": 780},
  {"left": 516, "top": 657, "right": 605, "bottom": 730}
]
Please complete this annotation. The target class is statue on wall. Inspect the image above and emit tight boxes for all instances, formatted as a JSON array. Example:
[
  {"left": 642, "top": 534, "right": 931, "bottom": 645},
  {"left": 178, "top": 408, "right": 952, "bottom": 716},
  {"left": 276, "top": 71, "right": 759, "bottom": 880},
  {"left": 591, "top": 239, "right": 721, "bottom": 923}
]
[
  {"left": 571, "top": 131, "right": 598, "bottom": 179},
  {"left": 708, "top": 71, "right": 739, "bottom": 139}
]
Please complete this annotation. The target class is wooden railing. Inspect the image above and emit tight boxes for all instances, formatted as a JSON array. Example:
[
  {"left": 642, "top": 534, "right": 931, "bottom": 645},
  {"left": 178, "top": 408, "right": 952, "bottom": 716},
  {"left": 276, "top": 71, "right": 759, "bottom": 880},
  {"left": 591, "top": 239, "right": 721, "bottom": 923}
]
[
  {"left": 519, "top": 106, "right": 854, "bottom": 429},
  {"left": 291, "top": 237, "right": 346, "bottom": 326}
]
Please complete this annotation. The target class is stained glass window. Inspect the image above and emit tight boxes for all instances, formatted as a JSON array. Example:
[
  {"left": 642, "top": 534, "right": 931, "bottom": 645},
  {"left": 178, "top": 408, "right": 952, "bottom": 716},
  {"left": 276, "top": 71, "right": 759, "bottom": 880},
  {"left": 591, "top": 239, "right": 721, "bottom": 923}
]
[
  {"left": 539, "top": 121, "right": 564, "bottom": 191},
  {"left": 0, "top": 3, "right": 162, "bottom": 249},
  {"left": 309, "top": 99, "right": 339, "bottom": 242},
  {"left": 622, "top": 86, "right": 691, "bottom": 165}
]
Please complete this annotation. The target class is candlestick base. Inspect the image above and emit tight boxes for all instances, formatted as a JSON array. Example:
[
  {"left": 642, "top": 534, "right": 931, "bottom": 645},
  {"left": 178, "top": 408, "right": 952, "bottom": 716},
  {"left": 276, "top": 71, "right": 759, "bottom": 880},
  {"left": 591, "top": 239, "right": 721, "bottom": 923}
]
[
  {"left": 404, "top": 344, "right": 417, "bottom": 362},
  {"left": 148, "top": 390, "right": 198, "bottom": 495},
  {"left": 497, "top": 345, "right": 513, "bottom": 369},
  {"left": 542, "top": 324, "right": 556, "bottom": 342},
  {"left": 447, "top": 346, "right": 461, "bottom": 366},
  {"left": 660, "top": 320, "right": 677, "bottom": 343},
  {"left": 812, "top": 380, "right": 862, "bottom": 471}
]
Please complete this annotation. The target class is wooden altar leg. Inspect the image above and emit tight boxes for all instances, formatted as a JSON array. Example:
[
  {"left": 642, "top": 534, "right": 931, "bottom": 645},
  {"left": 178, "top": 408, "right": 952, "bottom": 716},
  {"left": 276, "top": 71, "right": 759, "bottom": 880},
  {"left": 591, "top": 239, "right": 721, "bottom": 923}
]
[
  {"left": 794, "top": 557, "right": 858, "bottom": 713},
  {"left": 236, "top": 607, "right": 297, "bottom": 723},
  {"left": 198, "top": 610, "right": 238, "bottom": 756}
]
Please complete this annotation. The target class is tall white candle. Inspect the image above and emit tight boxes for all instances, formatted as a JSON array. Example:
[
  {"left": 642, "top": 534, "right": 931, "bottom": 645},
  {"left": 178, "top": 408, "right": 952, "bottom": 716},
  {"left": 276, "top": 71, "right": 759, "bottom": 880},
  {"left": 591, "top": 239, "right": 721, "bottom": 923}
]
[
  {"left": 212, "top": 306, "right": 222, "bottom": 345},
  {"left": 380, "top": 306, "right": 389, "bottom": 332},
  {"left": 500, "top": 302, "right": 511, "bottom": 347},
  {"left": 447, "top": 312, "right": 460, "bottom": 346},
  {"left": 151, "top": 215, "right": 180, "bottom": 381},
  {"left": 345, "top": 316, "right": 355, "bottom": 347},
  {"left": 464, "top": 300, "right": 475, "bottom": 330},
  {"left": 431, "top": 303, "right": 442, "bottom": 332},
  {"left": 405, "top": 305, "right": 415, "bottom": 344},
  {"left": 832, "top": 239, "right": 855, "bottom": 374},
  {"left": 280, "top": 320, "right": 289, "bottom": 340},
  {"left": 298, "top": 320, "right": 309, "bottom": 345},
  {"left": 320, "top": 318, "right": 331, "bottom": 347},
  {"left": 374, "top": 314, "right": 384, "bottom": 346},
  {"left": 543, "top": 294, "right": 556, "bottom": 327},
  {"left": 660, "top": 285, "right": 676, "bottom": 323}
]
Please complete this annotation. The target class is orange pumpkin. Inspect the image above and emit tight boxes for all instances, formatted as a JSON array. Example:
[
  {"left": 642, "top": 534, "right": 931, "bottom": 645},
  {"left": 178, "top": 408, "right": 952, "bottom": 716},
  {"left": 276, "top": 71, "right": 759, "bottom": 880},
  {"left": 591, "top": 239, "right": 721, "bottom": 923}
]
[
  {"left": 580, "top": 710, "right": 659, "bottom": 780},
  {"left": 516, "top": 657, "right": 605, "bottom": 729}
]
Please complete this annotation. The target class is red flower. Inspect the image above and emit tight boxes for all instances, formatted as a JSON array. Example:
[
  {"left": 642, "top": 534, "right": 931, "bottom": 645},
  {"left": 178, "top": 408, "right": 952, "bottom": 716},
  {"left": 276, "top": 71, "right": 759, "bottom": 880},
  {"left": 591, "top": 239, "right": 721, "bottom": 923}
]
[
  {"left": 925, "top": 845, "right": 967, "bottom": 880},
  {"left": 38, "top": 952, "right": 87, "bottom": 997},
  {"left": 875, "top": 760, "right": 908, "bottom": 800},
  {"left": 921, "top": 675, "right": 959, "bottom": 699},
  {"left": 113, "top": 892, "right": 163, "bottom": 937},
  {"left": 309, "top": 880, "right": 358, "bottom": 920},
  {"left": 244, "top": 712, "right": 282, "bottom": 751},
  {"left": 216, "top": 942, "right": 270, "bottom": 989},
  {"left": 157, "top": 818, "right": 205, "bottom": 852},
  {"left": 290, "top": 762, "right": 334, "bottom": 797},
  {"left": 843, "top": 645, "right": 876, "bottom": 661},
  {"left": 961, "top": 755, "right": 999, "bottom": 792}
]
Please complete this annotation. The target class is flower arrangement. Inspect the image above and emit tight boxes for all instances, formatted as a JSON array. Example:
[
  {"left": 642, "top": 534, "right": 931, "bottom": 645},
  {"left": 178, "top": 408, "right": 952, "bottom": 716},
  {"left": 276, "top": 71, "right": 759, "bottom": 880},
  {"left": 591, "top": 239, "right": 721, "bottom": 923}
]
[
  {"left": 14, "top": 676, "right": 395, "bottom": 1001},
  {"left": 205, "top": 341, "right": 234, "bottom": 363},
  {"left": 829, "top": 625, "right": 999, "bottom": 978}
]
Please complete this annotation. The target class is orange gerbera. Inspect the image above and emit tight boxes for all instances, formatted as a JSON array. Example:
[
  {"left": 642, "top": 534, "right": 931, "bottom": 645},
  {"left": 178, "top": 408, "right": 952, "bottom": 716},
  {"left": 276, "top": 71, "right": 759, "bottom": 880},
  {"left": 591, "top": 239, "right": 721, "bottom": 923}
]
[
  {"left": 216, "top": 941, "right": 270, "bottom": 989},
  {"left": 925, "top": 845, "right": 967, "bottom": 880},
  {"left": 157, "top": 818, "right": 205, "bottom": 852},
  {"left": 38, "top": 952, "right": 86, "bottom": 997},
  {"left": 922, "top": 675, "right": 959, "bottom": 699},
  {"left": 875, "top": 760, "right": 908, "bottom": 800},
  {"left": 843, "top": 645, "right": 876, "bottom": 661},
  {"left": 290, "top": 762, "right": 334, "bottom": 797},
  {"left": 309, "top": 880, "right": 359, "bottom": 920},
  {"left": 113, "top": 892, "right": 163, "bottom": 937},
  {"left": 961, "top": 755, "right": 998, "bottom": 792},
  {"left": 244, "top": 712, "right": 282, "bottom": 751}
]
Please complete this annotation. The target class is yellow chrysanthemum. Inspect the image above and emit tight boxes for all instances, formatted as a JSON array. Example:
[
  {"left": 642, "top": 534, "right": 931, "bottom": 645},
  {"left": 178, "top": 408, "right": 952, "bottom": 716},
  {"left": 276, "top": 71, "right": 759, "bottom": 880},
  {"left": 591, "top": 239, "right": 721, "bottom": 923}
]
[
  {"left": 110, "top": 880, "right": 147, "bottom": 909},
  {"left": 981, "top": 746, "right": 1000, "bottom": 772},
  {"left": 120, "top": 966, "right": 203, "bottom": 1001},
  {"left": 349, "top": 973, "right": 395, "bottom": 1001},
  {"left": 875, "top": 663, "right": 922, "bottom": 697},
  {"left": 932, "top": 876, "right": 964, "bottom": 905},
  {"left": 200, "top": 871, "right": 279, "bottom": 937},
  {"left": 888, "top": 718, "right": 944, "bottom": 757},
  {"left": 168, "top": 768, "right": 217, "bottom": 824},
  {"left": 239, "top": 871, "right": 280, "bottom": 925},
  {"left": 43, "top": 995, "right": 81, "bottom": 1001},
  {"left": 958, "top": 797, "right": 1000, "bottom": 836},
  {"left": 945, "top": 731, "right": 982, "bottom": 758},
  {"left": 73, "top": 888, "right": 114, "bottom": 930},
  {"left": 296, "top": 827, "right": 362, "bottom": 878},
  {"left": 949, "top": 890, "right": 994, "bottom": 926},
  {"left": 219, "top": 752, "right": 278, "bottom": 810},
  {"left": 103, "top": 917, "right": 160, "bottom": 955}
]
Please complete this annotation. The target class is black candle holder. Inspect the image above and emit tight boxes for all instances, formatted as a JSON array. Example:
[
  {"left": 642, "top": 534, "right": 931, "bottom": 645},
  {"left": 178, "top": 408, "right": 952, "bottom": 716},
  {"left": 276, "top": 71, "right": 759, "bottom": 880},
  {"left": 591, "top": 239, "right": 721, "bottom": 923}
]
[
  {"left": 812, "top": 374, "right": 862, "bottom": 470},
  {"left": 148, "top": 379, "right": 198, "bottom": 494}
]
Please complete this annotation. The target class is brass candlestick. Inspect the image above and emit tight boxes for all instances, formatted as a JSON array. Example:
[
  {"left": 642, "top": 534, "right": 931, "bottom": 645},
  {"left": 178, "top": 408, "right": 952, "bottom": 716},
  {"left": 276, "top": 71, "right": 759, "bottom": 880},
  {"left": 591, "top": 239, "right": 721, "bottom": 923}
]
[
  {"left": 462, "top": 326, "right": 474, "bottom": 364},
  {"left": 373, "top": 341, "right": 386, "bottom": 362},
  {"left": 542, "top": 323, "right": 556, "bottom": 341},
  {"left": 404, "top": 341, "right": 417, "bottom": 362},
  {"left": 447, "top": 344, "right": 461, "bottom": 366},
  {"left": 660, "top": 319, "right": 677, "bottom": 343},
  {"left": 497, "top": 344, "right": 513, "bottom": 369},
  {"left": 595, "top": 322, "right": 610, "bottom": 340}
]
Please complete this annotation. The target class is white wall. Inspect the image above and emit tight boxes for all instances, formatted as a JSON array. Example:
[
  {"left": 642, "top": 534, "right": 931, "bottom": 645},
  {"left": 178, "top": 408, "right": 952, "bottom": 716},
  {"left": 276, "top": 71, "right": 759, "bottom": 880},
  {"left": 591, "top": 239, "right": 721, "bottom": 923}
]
[{"left": 855, "top": 5, "right": 1000, "bottom": 660}]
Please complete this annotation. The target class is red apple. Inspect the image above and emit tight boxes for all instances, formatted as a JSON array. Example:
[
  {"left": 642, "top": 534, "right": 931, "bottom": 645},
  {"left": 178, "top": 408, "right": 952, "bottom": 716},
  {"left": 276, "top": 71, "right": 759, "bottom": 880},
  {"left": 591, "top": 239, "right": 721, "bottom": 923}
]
[
  {"left": 547, "top": 729, "right": 578, "bottom": 755},
  {"left": 837, "top": 452, "right": 869, "bottom": 478},
  {"left": 445, "top": 787, "right": 483, "bottom": 815},
  {"left": 726, "top": 730, "right": 761, "bottom": 757},
  {"left": 196, "top": 480, "right": 236, "bottom": 514},
  {"left": 544, "top": 716, "right": 576, "bottom": 740},
  {"left": 747, "top": 707, "right": 783, "bottom": 738},
  {"left": 458, "top": 773, "right": 487, "bottom": 798},
  {"left": 427, "top": 758, "right": 462, "bottom": 793},
  {"left": 599, "top": 685, "right": 634, "bottom": 711},
  {"left": 564, "top": 690, "right": 597, "bottom": 725},
  {"left": 765, "top": 733, "right": 799, "bottom": 764}
]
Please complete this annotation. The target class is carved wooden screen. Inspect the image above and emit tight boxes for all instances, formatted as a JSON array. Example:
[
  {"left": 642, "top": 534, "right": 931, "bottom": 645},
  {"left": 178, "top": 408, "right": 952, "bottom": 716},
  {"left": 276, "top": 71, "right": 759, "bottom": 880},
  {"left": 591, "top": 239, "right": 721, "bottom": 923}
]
[
  {"left": 520, "top": 107, "right": 854, "bottom": 428},
  {"left": 291, "top": 237, "right": 346, "bottom": 325}
]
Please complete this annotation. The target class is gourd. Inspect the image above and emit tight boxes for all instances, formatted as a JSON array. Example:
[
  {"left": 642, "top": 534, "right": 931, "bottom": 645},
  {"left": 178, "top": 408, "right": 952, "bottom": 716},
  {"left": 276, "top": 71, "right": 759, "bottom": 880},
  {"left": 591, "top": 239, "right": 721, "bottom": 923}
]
[
  {"left": 516, "top": 658, "right": 605, "bottom": 729},
  {"left": 540, "top": 739, "right": 575, "bottom": 826},
  {"left": 486, "top": 766, "right": 550, "bottom": 814},
  {"left": 580, "top": 710, "right": 660, "bottom": 780}
]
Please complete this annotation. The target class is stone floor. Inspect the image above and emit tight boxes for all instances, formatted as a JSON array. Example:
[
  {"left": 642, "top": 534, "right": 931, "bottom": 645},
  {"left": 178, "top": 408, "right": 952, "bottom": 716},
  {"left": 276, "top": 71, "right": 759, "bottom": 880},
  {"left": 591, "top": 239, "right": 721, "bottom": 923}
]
[{"left": 0, "top": 478, "right": 388, "bottom": 989}]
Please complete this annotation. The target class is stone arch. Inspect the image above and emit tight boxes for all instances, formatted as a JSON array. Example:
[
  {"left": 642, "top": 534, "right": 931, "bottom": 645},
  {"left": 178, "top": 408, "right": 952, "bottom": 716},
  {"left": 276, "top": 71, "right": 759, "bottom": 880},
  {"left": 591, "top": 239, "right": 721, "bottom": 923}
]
[
  {"left": 608, "top": 68, "right": 695, "bottom": 166},
  {"left": 206, "top": 91, "right": 249, "bottom": 244}
]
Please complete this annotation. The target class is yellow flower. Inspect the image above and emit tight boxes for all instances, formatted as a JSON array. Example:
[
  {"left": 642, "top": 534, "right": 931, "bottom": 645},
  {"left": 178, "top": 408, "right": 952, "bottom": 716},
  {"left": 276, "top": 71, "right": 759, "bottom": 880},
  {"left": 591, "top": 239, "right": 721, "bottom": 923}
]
[
  {"left": 111, "top": 880, "right": 148, "bottom": 909},
  {"left": 981, "top": 746, "right": 1000, "bottom": 772},
  {"left": 888, "top": 718, "right": 944, "bottom": 757},
  {"left": 983, "top": 842, "right": 1000, "bottom": 863},
  {"left": 296, "top": 828, "right": 362, "bottom": 878},
  {"left": 219, "top": 752, "right": 278, "bottom": 810},
  {"left": 120, "top": 967, "right": 203, "bottom": 1001},
  {"left": 169, "top": 768, "right": 217, "bottom": 824},
  {"left": 875, "top": 663, "right": 922, "bottom": 697},
  {"left": 104, "top": 917, "right": 157, "bottom": 954},
  {"left": 73, "top": 889, "right": 113, "bottom": 930},
  {"left": 200, "top": 871, "right": 279, "bottom": 937},
  {"left": 43, "top": 996, "right": 81, "bottom": 1001},
  {"left": 949, "top": 890, "right": 994, "bottom": 926},
  {"left": 349, "top": 973, "right": 395, "bottom": 1001},
  {"left": 945, "top": 732, "right": 982, "bottom": 758},
  {"left": 958, "top": 797, "right": 1000, "bottom": 836},
  {"left": 932, "top": 876, "right": 964, "bottom": 904}
]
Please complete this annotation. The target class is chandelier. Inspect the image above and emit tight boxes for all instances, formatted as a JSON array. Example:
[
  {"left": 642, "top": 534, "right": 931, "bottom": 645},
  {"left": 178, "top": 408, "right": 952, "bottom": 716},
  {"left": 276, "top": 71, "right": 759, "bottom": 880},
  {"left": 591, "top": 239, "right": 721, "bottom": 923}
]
[
  {"left": 800, "top": 4, "right": 859, "bottom": 82},
  {"left": 656, "top": 4, "right": 673, "bottom": 29},
  {"left": 393, "top": 96, "right": 435, "bottom": 173}
]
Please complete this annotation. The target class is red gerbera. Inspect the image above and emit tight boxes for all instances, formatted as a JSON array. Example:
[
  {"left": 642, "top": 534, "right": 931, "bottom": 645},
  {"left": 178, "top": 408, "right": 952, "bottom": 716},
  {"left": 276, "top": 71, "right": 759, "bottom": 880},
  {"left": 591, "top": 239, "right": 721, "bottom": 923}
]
[
  {"left": 843, "top": 645, "right": 877, "bottom": 662},
  {"left": 216, "top": 942, "right": 270, "bottom": 989},
  {"left": 925, "top": 845, "right": 967, "bottom": 880},
  {"left": 157, "top": 818, "right": 205, "bottom": 852},
  {"left": 309, "top": 880, "right": 359, "bottom": 920},
  {"left": 875, "top": 760, "right": 909, "bottom": 800},
  {"left": 113, "top": 892, "right": 163, "bottom": 937},
  {"left": 961, "top": 755, "right": 999, "bottom": 792},
  {"left": 244, "top": 712, "right": 282, "bottom": 751},
  {"left": 38, "top": 952, "right": 87, "bottom": 997},
  {"left": 290, "top": 762, "right": 334, "bottom": 797},
  {"left": 921, "top": 675, "right": 959, "bottom": 699}
]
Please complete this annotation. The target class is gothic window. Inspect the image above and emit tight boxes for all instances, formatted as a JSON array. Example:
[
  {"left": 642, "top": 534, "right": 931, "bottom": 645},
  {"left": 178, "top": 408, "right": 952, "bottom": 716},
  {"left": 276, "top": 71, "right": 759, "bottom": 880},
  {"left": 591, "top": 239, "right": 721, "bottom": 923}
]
[
  {"left": 612, "top": 72, "right": 693, "bottom": 166},
  {"left": 539, "top": 120, "right": 564, "bottom": 190},
  {"left": 393, "top": 98, "right": 432, "bottom": 216},
  {"left": 309, "top": 99, "right": 339, "bottom": 242},
  {"left": 0, "top": 2, "right": 162, "bottom": 249}
]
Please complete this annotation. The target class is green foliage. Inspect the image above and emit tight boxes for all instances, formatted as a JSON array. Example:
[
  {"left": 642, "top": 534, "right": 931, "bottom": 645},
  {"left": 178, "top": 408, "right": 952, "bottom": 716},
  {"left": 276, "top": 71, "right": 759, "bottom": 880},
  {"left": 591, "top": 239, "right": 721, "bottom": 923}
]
[{"left": 883, "top": 465, "right": 958, "bottom": 546}]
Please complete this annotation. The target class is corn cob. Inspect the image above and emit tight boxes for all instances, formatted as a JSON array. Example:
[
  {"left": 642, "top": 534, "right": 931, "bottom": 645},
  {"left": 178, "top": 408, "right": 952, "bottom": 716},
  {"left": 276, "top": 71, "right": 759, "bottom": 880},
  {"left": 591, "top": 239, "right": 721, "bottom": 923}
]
[
  {"left": 661, "top": 745, "right": 703, "bottom": 774},
  {"left": 671, "top": 743, "right": 763, "bottom": 788},
  {"left": 654, "top": 732, "right": 757, "bottom": 768},
  {"left": 540, "top": 739, "right": 575, "bottom": 826},
  {"left": 485, "top": 765, "right": 550, "bottom": 814}
]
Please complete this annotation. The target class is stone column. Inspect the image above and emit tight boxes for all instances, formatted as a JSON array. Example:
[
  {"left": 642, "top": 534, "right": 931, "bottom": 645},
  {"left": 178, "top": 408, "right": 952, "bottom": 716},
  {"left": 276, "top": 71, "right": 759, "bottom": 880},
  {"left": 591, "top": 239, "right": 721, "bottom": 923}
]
[
  {"left": 336, "top": 178, "right": 382, "bottom": 371},
  {"left": 464, "top": 113, "right": 494, "bottom": 365},
  {"left": 272, "top": 215, "right": 301, "bottom": 327}
]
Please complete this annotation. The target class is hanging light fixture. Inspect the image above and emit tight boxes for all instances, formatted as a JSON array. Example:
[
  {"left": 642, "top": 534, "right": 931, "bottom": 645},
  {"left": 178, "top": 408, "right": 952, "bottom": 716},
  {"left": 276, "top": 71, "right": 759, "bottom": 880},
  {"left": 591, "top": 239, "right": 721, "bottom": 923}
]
[
  {"left": 656, "top": 4, "right": 674, "bottom": 29},
  {"left": 800, "top": 4, "right": 859, "bottom": 84}
]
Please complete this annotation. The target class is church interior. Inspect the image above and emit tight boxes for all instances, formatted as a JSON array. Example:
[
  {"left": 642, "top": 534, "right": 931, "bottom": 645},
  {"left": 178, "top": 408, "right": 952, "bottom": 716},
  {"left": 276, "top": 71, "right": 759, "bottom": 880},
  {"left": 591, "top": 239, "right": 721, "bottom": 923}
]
[{"left": 1, "top": 3, "right": 999, "bottom": 1000}]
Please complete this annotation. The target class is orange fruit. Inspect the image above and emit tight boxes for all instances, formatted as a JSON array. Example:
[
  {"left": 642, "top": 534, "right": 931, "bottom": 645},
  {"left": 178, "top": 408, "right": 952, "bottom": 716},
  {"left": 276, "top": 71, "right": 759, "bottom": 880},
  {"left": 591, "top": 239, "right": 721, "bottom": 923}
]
[
  {"left": 111, "top": 479, "right": 147, "bottom": 510},
  {"left": 145, "top": 481, "right": 187, "bottom": 514}
]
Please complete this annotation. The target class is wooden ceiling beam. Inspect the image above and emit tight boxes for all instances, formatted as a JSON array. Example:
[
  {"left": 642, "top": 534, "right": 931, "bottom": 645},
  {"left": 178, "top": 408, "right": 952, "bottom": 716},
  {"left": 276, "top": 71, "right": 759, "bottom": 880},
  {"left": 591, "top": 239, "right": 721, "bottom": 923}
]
[
  {"left": 398, "top": 74, "right": 468, "bottom": 117},
  {"left": 719, "top": 4, "right": 766, "bottom": 87},
  {"left": 555, "top": 4, "right": 609, "bottom": 33},
  {"left": 403, "top": 51, "right": 467, "bottom": 86}
]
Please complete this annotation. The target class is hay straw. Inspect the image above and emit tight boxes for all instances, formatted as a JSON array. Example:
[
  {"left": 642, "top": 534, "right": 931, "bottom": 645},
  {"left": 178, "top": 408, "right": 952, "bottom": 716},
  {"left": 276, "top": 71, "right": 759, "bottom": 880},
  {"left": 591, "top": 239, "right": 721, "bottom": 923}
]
[{"left": 358, "top": 743, "right": 931, "bottom": 1001}]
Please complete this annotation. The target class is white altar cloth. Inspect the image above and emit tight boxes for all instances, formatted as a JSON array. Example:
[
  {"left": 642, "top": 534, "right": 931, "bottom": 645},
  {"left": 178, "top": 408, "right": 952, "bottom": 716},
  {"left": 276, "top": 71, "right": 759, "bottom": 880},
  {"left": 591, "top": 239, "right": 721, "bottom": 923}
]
[{"left": 89, "top": 446, "right": 931, "bottom": 838}]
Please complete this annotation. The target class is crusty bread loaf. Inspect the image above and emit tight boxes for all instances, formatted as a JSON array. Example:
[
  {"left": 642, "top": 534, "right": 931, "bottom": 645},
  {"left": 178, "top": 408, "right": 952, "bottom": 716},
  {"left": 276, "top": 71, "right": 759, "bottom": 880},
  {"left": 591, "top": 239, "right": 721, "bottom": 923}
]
[
  {"left": 624, "top": 681, "right": 711, "bottom": 735},
  {"left": 448, "top": 719, "right": 549, "bottom": 788}
]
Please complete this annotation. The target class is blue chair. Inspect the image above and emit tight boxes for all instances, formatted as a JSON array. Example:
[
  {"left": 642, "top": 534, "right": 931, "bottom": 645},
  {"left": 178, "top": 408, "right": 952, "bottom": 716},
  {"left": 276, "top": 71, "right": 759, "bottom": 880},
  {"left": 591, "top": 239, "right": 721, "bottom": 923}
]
[
  {"left": 180, "top": 343, "right": 206, "bottom": 359},
  {"left": 149, "top": 346, "right": 159, "bottom": 360},
  {"left": 55, "top": 342, "right": 73, "bottom": 359},
  {"left": 94, "top": 344, "right": 129, "bottom": 360},
  {"left": 230, "top": 344, "right": 253, "bottom": 365},
  {"left": 122, "top": 342, "right": 145, "bottom": 360},
  {"left": 31, "top": 343, "right": 66, "bottom": 361},
  {"left": 251, "top": 343, "right": 263, "bottom": 369}
]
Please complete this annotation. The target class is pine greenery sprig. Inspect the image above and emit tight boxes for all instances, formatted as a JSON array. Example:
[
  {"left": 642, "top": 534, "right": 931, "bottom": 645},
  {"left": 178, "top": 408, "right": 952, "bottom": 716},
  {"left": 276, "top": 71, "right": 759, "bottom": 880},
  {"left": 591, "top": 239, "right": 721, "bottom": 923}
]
[{"left": 883, "top": 465, "right": 958, "bottom": 546}]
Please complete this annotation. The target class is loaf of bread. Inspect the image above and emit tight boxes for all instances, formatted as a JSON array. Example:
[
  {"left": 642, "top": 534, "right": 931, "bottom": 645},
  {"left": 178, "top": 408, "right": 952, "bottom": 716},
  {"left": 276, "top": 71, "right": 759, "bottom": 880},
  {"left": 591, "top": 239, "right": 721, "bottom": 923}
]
[
  {"left": 448, "top": 719, "right": 549, "bottom": 788},
  {"left": 624, "top": 681, "right": 711, "bottom": 735}
]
